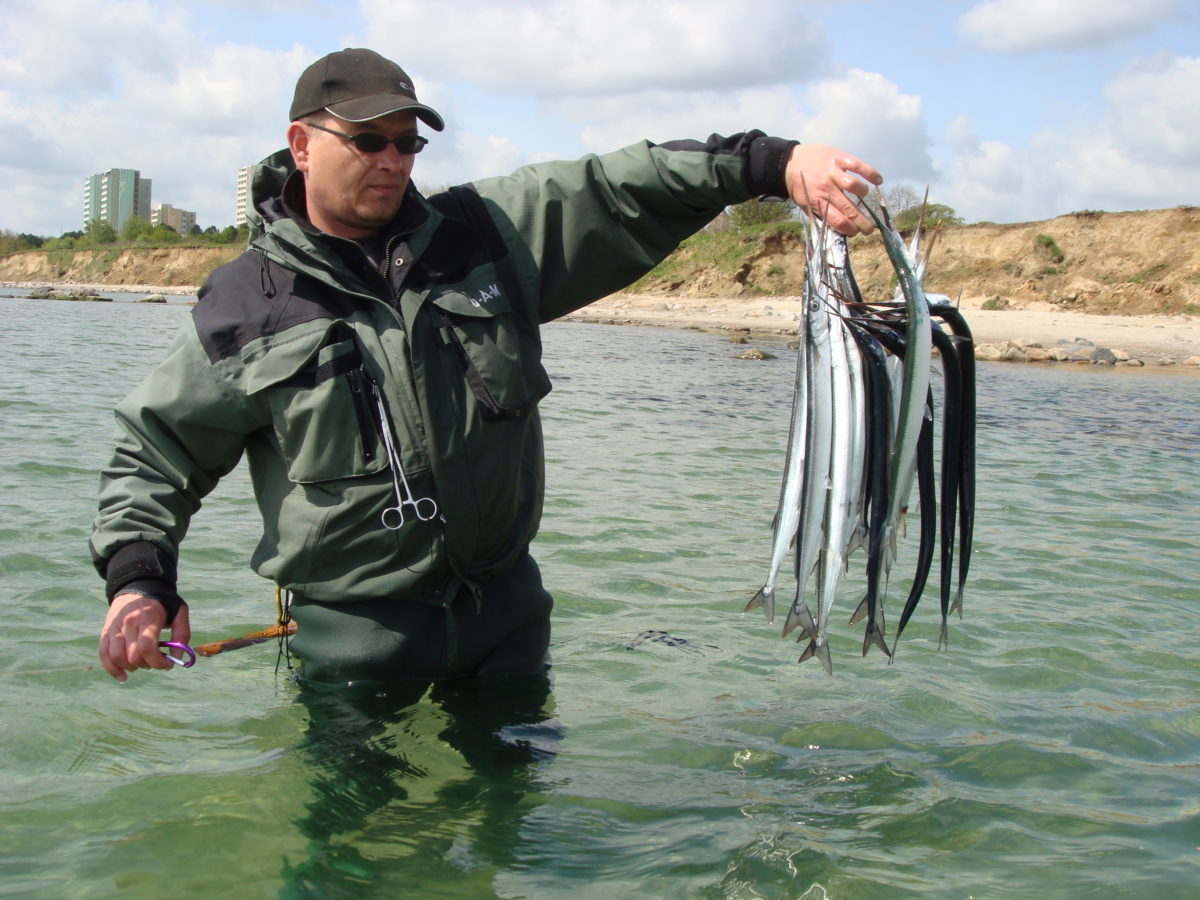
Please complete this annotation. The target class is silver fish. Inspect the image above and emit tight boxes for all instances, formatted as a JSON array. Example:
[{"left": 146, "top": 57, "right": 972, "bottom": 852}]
[
  {"left": 747, "top": 282, "right": 811, "bottom": 625},
  {"left": 782, "top": 226, "right": 835, "bottom": 644}
]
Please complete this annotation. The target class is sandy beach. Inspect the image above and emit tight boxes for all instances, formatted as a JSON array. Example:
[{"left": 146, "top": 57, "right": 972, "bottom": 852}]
[
  {"left": 564, "top": 292, "right": 1200, "bottom": 369},
  {"left": 7, "top": 279, "right": 1199, "bottom": 369}
]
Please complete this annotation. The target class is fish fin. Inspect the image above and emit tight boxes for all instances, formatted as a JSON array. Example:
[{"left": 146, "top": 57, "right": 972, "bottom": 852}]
[
  {"left": 849, "top": 596, "right": 887, "bottom": 635},
  {"left": 783, "top": 601, "right": 816, "bottom": 640},
  {"left": 848, "top": 596, "right": 868, "bottom": 626},
  {"left": 797, "top": 638, "right": 834, "bottom": 675},
  {"left": 861, "top": 623, "right": 892, "bottom": 660},
  {"left": 745, "top": 586, "right": 775, "bottom": 625}
]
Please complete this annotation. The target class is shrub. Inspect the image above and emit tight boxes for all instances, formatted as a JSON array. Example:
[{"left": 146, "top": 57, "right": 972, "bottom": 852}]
[{"left": 1035, "top": 234, "right": 1065, "bottom": 263}]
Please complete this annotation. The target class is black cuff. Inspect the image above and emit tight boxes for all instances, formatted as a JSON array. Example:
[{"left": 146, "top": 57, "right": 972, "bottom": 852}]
[
  {"left": 114, "top": 579, "right": 188, "bottom": 624},
  {"left": 746, "top": 136, "right": 800, "bottom": 199},
  {"left": 101, "top": 541, "right": 179, "bottom": 600}
]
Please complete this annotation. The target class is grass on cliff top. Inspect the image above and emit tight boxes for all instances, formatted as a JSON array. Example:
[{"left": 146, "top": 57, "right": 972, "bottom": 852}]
[{"left": 627, "top": 220, "right": 807, "bottom": 293}]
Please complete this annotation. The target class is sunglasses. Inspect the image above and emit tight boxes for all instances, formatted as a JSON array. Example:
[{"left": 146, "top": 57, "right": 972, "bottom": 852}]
[{"left": 307, "top": 121, "right": 429, "bottom": 155}]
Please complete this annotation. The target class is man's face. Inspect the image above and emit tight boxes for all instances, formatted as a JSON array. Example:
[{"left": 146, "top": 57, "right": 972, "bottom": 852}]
[{"left": 288, "top": 110, "right": 420, "bottom": 239}]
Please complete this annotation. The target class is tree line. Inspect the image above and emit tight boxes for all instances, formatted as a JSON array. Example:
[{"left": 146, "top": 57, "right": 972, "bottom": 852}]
[{"left": 0, "top": 217, "right": 250, "bottom": 256}]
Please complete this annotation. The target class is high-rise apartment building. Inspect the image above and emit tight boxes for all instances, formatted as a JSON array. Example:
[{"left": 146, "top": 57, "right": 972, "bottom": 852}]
[
  {"left": 151, "top": 203, "right": 197, "bottom": 234},
  {"left": 84, "top": 168, "right": 152, "bottom": 232},
  {"left": 235, "top": 164, "right": 254, "bottom": 227}
]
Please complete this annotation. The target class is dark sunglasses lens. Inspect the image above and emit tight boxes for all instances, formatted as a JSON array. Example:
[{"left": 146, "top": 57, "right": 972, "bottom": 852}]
[
  {"left": 350, "top": 133, "right": 389, "bottom": 152},
  {"left": 398, "top": 136, "right": 428, "bottom": 154},
  {"left": 350, "top": 133, "right": 428, "bottom": 154}
]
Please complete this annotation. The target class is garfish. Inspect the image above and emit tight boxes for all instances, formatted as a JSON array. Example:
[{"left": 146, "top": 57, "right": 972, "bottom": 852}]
[
  {"left": 782, "top": 225, "right": 837, "bottom": 645},
  {"left": 929, "top": 303, "right": 977, "bottom": 620},
  {"left": 846, "top": 319, "right": 893, "bottom": 658},
  {"left": 798, "top": 286, "right": 855, "bottom": 674},
  {"left": 859, "top": 203, "right": 932, "bottom": 574},
  {"left": 746, "top": 277, "right": 811, "bottom": 625}
]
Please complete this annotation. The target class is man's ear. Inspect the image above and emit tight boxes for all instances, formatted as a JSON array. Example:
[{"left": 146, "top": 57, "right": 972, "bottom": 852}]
[{"left": 287, "top": 122, "right": 310, "bottom": 172}]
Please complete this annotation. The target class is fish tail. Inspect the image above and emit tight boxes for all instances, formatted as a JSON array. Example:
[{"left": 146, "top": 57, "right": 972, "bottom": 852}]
[
  {"left": 745, "top": 586, "right": 775, "bottom": 625},
  {"left": 797, "top": 637, "right": 834, "bottom": 675},
  {"left": 950, "top": 584, "right": 964, "bottom": 618},
  {"left": 861, "top": 622, "right": 892, "bottom": 660},
  {"left": 782, "top": 600, "right": 816, "bottom": 640},
  {"left": 848, "top": 596, "right": 887, "bottom": 635}
]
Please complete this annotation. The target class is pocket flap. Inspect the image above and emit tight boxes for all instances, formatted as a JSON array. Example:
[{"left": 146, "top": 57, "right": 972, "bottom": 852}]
[{"left": 431, "top": 286, "right": 512, "bottom": 319}]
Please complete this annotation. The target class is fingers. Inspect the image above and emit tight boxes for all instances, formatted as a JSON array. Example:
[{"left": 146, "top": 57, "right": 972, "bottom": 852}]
[
  {"left": 786, "top": 144, "right": 884, "bottom": 237},
  {"left": 98, "top": 593, "right": 171, "bottom": 682},
  {"left": 169, "top": 605, "right": 192, "bottom": 648},
  {"left": 836, "top": 154, "right": 883, "bottom": 193}
]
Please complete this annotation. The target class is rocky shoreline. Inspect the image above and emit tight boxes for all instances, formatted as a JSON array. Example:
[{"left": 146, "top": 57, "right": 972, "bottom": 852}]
[
  {"left": 564, "top": 293, "right": 1200, "bottom": 371},
  {"left": 6, "top": 280, "right": 1199, "bottom": 370},
  {"left": 1, "top": 280, "right": 196, "bottom": 296}
]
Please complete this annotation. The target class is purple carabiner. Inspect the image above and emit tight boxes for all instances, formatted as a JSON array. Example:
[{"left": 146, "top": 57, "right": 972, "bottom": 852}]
[{"left": 159, "top": 641, "right": 197, "bottom": 668}]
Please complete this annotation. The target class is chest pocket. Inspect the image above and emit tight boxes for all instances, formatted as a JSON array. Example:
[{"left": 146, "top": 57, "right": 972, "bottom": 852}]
[
  {"left": 263, "top": 332, "right": 386, "bottom": 483},
  {"left": 432, "top": 289, "right": 551, "bottom": 421}
]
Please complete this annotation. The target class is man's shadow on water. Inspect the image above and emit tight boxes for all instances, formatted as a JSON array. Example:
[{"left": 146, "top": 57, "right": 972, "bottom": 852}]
[{"left": 279, "top": 672, "right": 561, "bottom": 898}]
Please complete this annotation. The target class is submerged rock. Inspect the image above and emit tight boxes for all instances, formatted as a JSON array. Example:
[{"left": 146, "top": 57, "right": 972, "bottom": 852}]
[
  {"left": 31, "top": 288, "right": 108, "bottom": 302},
  {"left": 735, "top": 348, "right": 776, "bottom": 360}
]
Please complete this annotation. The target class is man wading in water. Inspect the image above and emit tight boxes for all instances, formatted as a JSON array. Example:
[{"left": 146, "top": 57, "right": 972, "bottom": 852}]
[{"left": 93, "top": 47, "right": 882, "bottom": 686}]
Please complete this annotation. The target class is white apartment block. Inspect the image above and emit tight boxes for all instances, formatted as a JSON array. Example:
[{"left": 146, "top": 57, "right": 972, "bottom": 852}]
[{"left": 235, "top": 164, "right": 254, "bottom": 227}]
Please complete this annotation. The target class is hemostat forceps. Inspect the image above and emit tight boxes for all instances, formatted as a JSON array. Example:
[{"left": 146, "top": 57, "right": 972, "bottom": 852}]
[{"left": 369, "top": 381, "right": 439, "bottom": 530}]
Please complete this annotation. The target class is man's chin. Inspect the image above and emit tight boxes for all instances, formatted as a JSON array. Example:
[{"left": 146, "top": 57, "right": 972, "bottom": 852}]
[{"left": 358, "top": 201, "right": 404, "bottom": 229}]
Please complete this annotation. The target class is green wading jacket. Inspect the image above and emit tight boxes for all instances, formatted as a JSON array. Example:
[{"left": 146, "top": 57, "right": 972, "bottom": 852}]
[{"left": 90, "top": 131, "right": 798, "bottom": 612}]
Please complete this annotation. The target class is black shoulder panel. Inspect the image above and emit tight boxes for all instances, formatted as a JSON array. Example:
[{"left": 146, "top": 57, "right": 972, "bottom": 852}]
[
  {"left": 418, "top": 185, "right": 509, "bottom": 284},
  {"left": 192, "top": 251, "right": 359, "bottom": 362}
]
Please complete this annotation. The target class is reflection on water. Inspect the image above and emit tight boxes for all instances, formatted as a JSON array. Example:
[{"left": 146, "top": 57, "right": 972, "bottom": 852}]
[{"left": 283, "top": 675, "right": 560, "bottom": 898}]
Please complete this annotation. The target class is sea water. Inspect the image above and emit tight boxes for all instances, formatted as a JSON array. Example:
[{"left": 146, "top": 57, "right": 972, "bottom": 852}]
[{"left": 1, "top": 293, "right": 1196, "bottom": 898}]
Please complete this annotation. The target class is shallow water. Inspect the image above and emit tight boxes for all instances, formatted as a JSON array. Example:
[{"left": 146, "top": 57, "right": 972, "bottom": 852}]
[{"left": 1, "top": 294, "right": 1197, "bottom": 898}]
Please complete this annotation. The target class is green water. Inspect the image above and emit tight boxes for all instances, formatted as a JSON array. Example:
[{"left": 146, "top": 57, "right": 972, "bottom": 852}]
[{"left": 1, "top": 294, "right": 1197, "bottom": 898}]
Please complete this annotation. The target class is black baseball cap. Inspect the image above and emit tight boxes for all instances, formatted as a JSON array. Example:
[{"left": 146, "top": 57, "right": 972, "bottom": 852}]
[{"left": 289, "top": 48, "right": 445, "bottom": 131}]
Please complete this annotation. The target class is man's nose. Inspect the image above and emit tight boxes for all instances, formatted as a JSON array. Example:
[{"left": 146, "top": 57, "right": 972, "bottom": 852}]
[{"left": 373, "top": 142, "right": 406, "bottom": 170}]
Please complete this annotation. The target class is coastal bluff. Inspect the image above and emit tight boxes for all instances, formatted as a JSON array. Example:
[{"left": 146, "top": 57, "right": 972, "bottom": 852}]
[
  {"left": 2, "top": 207, "right": 1196, "bottom": 319},
  {"left": 0, "top": 245, "right": 239, "bottom": 288},
  {"left": 627, "top": 206, "right": 1199, "bottom": 319}
]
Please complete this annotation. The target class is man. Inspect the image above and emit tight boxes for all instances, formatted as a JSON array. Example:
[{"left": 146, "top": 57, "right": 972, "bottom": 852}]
[{"left": 94, "top": 48, "right": 882, "bottom": 685}]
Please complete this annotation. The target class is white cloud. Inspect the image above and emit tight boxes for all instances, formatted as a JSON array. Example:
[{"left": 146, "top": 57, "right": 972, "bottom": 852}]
[
  {"left": 958, "top": 0, "right": 1181, "bottom": 54},
  {"left": 1103, "top": 53, "right": 1200, "bottom": 164},
  {"left": 936, "top": 116, "right": 1036, "bottom": 222},
  {"left": 935, "top": 55, "right": 1200, "bottom": 221},
  {"left": 416, "top": 131, "right": 529, "bottom": 188},
  {"left": 566, "top": 85, "right": 807, "bottom": 152},
  {"left": 355, "top": 0, "right": 827, "bottom": 97},
  {"left": 0, "top": 1, "right": 312, "bottom": 235},
  {"left": 801, "top": 69, "right": 934, "bottom": 184},
  {"left": 0, "top": 0, "right": 193, "bottom": 93}
]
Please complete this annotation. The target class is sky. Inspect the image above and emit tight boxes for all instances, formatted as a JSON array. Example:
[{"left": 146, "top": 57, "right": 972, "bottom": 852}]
[{"left": 1, "top": 0, "right": 1197, "bottom": 237}]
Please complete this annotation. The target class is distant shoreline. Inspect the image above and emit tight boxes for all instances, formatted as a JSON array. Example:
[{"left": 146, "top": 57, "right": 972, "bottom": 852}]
[
  {"left": 564, "top": 293, "right": 1200, "bottom": 371},
  {"left": 6, "top": 280, "right": 1198, "bottom": 370},
  {"left": 1, "top": 280, "right": 197, "bottom": 296}
]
